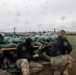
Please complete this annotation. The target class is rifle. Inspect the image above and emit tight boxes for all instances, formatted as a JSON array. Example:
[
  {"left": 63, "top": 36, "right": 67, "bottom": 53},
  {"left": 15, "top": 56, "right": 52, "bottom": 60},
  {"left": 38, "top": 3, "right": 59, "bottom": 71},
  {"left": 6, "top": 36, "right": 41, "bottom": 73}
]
[{"left": 34, "top": 44, "right": 51, "bottom": 61}]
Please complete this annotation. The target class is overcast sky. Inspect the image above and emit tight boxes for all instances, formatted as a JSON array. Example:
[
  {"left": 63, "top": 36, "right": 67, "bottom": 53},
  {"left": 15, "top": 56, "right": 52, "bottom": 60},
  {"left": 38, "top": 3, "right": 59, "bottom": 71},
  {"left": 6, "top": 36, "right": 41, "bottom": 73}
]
[{"left": 0, "top": 0, "right": 76, "bottom": 32}]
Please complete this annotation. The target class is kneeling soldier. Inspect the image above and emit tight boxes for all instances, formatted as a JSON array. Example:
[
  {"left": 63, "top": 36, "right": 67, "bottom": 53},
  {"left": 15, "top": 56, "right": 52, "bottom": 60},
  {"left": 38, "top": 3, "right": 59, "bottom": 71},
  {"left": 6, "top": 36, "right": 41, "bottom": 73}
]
[{"left": 15, "top": 38, "right": 43, "bottom": 75}]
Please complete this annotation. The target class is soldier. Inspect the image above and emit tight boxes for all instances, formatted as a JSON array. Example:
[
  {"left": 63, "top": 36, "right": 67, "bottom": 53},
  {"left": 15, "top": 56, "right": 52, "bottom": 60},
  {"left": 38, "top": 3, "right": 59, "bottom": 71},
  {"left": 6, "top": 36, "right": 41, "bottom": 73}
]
[
  {"left": 0, "top": 34, "right": 4, "bottom": 44},
  {"left": 15, "top": 38, "right": 43, "bottom": 75},
  {"left": 0, "top": 34, "right": 12, "bottom": 75},
  {"left": 49, "top": 30, "right": 73, "bottom": 75}
]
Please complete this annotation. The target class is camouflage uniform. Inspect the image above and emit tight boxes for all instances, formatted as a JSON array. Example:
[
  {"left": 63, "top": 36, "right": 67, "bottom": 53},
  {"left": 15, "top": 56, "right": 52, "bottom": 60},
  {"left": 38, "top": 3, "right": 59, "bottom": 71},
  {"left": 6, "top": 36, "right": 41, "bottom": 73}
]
[
  {"left": 0, "top": 69, "right": 12, "bottom": 75},
  {"left": 48, "top": 30, "right": 73, "bottom": 75},
  {"left": 29, "top": 61, "right": 43, "bottom": 73},
  {"left": 50, "top": 55, "right": 73, "bottom": 74},
  {"left": 16, "top": 38, "right": 43, "bottom": 75},
  {"left": 15, "top": 59, "right": 43, "bottom": 75},
  {"left": 0, "top": 34, "right": 11, "bottom": 75},
  {"left": 0, "top": 48, "right": 12, "bottom": 75}
]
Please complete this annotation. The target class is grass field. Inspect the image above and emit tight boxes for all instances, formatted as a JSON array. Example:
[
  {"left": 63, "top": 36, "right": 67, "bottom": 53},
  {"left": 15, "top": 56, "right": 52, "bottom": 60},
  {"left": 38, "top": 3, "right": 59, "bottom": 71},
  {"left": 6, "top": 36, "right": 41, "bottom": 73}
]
[
  {"left": 67, "top": 36, "right": 76, "bottom": 75},
  {"left": 12, "top": 35, "right": 76, "bottom": 75},
  {"left": 31, "top": 35, "right": 76, "bottom": 75}
]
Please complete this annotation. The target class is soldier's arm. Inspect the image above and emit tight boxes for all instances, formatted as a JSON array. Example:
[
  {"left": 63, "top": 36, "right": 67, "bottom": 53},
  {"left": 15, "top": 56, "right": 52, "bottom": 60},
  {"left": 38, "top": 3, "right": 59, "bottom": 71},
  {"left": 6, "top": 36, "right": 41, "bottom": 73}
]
[{"left": 63, "top": 38, "right": 72, "bottom": 54}]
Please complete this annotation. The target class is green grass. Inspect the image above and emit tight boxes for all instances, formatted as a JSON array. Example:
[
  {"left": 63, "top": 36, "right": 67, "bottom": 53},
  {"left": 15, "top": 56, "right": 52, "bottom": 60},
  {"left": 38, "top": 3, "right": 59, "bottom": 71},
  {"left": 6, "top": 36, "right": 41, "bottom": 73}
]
[
  {"left": 14, "top": 35, "right": 76, "bottom": 75},
  {"left": 67, "top": 36, "right": 76, "bottom": 75},
  {"left": 31, "top": 35, "right": 76, "bottom": 75}
]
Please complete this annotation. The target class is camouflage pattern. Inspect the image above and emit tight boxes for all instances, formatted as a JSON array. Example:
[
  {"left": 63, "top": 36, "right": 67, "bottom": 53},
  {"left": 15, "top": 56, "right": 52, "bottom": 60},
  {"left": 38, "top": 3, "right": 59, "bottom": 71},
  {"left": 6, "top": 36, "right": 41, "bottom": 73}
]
[
  {"left": 50, "top": 55, "right": 73, "bottom": 72},
  {"left": 0, "top": 69, "right": 12, "bottom": 75},
  {"left": 15, "top": 59, "right": 30, "bottom": 75},
  {"left": 15, "top": 59, "right": 43, "bottom": 75},
  {"left": 29, "top": 61, "right": 43, "bottom": 73}
]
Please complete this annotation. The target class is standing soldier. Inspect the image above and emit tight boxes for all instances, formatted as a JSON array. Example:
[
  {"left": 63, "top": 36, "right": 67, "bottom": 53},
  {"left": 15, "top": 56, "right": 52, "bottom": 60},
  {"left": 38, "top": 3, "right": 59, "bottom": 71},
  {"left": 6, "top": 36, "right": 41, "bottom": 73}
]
[{"left": 15, "top": 38, "right": 43, "bottom": 75}]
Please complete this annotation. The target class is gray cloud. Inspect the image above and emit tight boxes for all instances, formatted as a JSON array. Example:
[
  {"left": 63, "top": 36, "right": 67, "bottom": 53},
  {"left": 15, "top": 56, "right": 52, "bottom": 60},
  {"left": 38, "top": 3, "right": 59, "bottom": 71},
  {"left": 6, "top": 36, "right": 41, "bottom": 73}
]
[{"left": 0, "top": 0, "right": 76, "bottom": 32}]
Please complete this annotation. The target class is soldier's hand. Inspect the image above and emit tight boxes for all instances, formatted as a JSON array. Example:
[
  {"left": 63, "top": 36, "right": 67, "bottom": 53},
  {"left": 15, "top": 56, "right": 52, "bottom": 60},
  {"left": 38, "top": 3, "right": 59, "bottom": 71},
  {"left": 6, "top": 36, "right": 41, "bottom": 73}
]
[
  {"left": 38, "top": 45, "right": 45, "bottom": 50},
  {"left": 33, "top": 54, "right": 39, "bottom": 58}
]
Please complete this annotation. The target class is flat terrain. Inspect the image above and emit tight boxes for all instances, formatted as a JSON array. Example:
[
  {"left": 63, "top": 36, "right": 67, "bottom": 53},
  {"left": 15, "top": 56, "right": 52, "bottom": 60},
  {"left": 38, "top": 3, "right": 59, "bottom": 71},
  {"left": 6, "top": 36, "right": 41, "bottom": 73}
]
[
  {"left": 31, "top": 35, "right": 76, "bottom": 75},
  {"left": 12, "top": 35, "right": 76, "bottom": 75}
]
